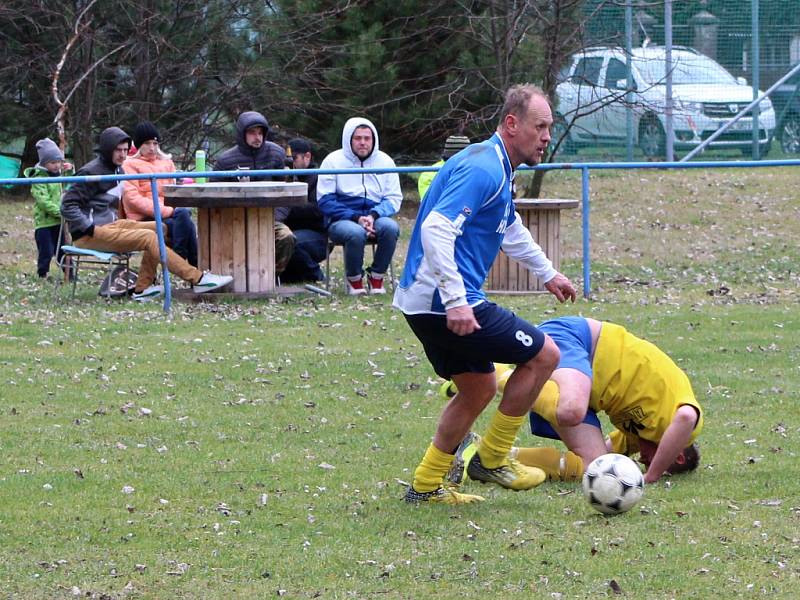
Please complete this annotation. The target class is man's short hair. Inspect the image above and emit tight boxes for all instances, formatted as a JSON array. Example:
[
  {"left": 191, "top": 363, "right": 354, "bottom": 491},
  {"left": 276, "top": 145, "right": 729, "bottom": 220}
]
[
  {"left": 499, "top": 84, "right": 548, "bottom": 125},
  {"left": 288, "top": 137, "right": 312, "bottom": 156},
  {"left": 669, "top": 443, "right": 700, "bottom": 475}
]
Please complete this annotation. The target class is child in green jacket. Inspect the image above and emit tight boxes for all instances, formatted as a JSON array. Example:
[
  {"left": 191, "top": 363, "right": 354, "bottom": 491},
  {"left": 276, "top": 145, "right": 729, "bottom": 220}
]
[{"left": 24, "top": 138, "right": 73, "bottom": 278}]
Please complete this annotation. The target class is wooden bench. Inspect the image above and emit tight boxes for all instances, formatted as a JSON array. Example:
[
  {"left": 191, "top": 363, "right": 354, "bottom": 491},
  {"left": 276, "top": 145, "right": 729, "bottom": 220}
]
[
  {"left": 486, "top": 198, "right": 578, "bottom": 294},
  {"left": 164, "top": 182, "right": 307, "bottom": 295}
]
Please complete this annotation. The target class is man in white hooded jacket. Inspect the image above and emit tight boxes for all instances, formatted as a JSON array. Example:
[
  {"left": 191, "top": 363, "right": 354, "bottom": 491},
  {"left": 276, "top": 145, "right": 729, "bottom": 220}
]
[{"left": 317, "top": 117, "right": 402, "bottom": 295}]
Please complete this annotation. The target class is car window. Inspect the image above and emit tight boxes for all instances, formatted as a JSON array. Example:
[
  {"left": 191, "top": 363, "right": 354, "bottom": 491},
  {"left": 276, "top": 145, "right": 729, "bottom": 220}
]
[
  {"left": 569, "top": 57, "right": 603, "bottom": 86},
  {"left": 634, "top": 53, "right": 737, "bottom": 85},
  {"left": 556, "top": 61, "right": 573, "bottom": 83},
  {"left": 604, "top": 58, "right": 635, "bottom": 90}
]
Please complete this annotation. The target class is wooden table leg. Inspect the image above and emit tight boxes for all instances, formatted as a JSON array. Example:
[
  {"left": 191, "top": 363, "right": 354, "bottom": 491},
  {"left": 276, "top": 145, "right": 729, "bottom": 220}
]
[{"left": 245, "top": 206, "right": 275, "bottom": 293}]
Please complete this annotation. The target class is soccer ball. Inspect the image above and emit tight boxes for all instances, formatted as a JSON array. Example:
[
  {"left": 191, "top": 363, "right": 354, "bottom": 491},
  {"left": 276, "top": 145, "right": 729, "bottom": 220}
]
[{"left": 582, "top": 453, "right": 644, "bottom": 515}]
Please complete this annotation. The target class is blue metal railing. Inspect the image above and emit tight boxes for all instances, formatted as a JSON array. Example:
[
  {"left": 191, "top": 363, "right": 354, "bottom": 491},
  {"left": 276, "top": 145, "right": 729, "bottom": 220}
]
[{"left": 3, "top": 158, "right": 800, "bottom": 311}]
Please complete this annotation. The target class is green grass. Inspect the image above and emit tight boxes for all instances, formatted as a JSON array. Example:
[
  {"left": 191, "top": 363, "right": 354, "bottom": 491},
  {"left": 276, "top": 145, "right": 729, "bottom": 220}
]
[{"left": 0, "top": 167, "right": 799, "bottom": 598}]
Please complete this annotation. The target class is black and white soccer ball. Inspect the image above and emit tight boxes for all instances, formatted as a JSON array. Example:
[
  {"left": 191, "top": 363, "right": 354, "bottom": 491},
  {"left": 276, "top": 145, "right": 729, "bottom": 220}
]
[{"left": 582, "top": 453, "right": 644, "bottom": 515}]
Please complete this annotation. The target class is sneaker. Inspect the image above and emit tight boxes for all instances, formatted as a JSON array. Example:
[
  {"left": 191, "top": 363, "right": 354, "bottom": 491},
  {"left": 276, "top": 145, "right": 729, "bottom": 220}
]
[
  {"left": 346, "top": 277, "right": 367, "bottom": 296},
  {"left": 132, "top": 284, "right": 164, "bottom": 302},
  {"left": 438, "top": 380, "right": 458, "bottom": 400},
  {"left": 466, "top": 451, "right": 546, "bottom": 491},
  {"left": 367, "top": 273, "right": 386, "bottom": 295},
  {"left": 445, "top": 432, "right": 481, "bottom": 487},
  {"left": 193, "top": 272, "right": 233, "bottom": 294},
  {"left": 404, "top": 485, "right": 484, "bottom": 505}
]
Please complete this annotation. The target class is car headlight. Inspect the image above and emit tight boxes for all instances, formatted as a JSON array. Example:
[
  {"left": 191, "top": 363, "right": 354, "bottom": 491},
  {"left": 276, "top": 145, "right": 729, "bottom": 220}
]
[{"left": 676, "top": 100, "right": 703, "bottom": 113}]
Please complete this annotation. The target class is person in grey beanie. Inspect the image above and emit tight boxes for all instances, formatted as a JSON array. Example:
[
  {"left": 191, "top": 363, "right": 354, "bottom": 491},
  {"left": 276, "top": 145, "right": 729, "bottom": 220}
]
[{"left": 24, "top": 138, "right": 73, "bottom": 278}]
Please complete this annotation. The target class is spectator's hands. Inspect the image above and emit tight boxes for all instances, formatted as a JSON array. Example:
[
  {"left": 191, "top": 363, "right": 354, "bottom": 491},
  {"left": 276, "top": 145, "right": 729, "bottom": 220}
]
[
  {"left": 446, "top": 305, "right": 481, "bottom": 336},
  {"left": 63, "top": 162, "right": 73, "bottom": 171},
  {"left": 358, "top": 215, "right": 375, "bottom": 235},
  {"left": 544, "top": 273, "right": 577, "bottom": 303}
]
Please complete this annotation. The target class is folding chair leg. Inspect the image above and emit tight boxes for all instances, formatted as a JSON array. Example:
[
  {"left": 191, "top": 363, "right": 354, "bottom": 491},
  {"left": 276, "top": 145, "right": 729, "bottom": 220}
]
[{"left": 70, "top": 257, "right": 79, "bottom": 299}]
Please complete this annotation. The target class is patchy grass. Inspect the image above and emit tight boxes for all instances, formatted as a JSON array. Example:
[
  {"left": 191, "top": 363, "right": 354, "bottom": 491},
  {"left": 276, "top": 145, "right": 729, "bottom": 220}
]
[{"left": 0, "top": 167, "right": 798, "bottom": 598}]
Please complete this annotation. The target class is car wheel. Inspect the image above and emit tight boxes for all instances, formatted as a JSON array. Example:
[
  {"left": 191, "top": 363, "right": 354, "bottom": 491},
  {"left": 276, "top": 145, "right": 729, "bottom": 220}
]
[
  {"left": 550, "top": 114, "right": 576, "bottom": 155},
  {"left": 779, "top": 113, "right": 800, "bottom": 154},
  {"left": 639, "top": 116, "right": 665, "bottom": 159}
]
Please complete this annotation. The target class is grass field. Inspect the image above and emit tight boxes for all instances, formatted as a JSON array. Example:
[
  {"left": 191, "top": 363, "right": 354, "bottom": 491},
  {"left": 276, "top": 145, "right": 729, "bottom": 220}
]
[{"left": 0, "top": 166, "right": 798, "bottom": 599}]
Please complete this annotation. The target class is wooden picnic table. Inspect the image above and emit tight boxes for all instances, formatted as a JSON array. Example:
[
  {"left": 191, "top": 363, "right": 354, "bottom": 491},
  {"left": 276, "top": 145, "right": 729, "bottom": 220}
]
[
  {"left": 164, "top": 182, "right": 307, "bottom": 295},
  {"left": 486, "top": 198, "right": 579, "bottom": 294}
]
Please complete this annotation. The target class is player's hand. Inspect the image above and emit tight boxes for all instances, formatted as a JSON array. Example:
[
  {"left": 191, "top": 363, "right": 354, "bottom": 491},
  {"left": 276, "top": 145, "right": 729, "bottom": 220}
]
[
  {"left": 643, "top": 469, "right": 667, "bottom": 484},
  {"left": 446, "top": 305, "right": 481, "bottom": 336},
  {"left": 544, "top": 273, "right": 576, "bottom": 303}
]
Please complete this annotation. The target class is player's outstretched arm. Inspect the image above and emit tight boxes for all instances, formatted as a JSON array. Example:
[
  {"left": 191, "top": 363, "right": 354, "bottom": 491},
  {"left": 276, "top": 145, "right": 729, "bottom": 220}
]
[{"left": 644, "top": 405, "right": 699, "bottom": 483}]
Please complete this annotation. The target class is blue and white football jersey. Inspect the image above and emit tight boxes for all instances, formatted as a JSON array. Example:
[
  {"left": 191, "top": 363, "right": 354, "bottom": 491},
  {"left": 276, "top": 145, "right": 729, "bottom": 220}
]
[{"left": 393, "top": 133, "right": 515, "bottom": 314}]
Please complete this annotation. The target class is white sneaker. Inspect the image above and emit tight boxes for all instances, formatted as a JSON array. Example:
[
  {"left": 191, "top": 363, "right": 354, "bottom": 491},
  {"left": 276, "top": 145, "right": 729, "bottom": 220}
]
[
  {"left": 193, "top": 272, "right": 233, "bottom": 294},
  {"left": 367, "top": 273, "right": 386, "bottom": 295},
  {"left": 132, "top": 284, "right": 164, "bottom": 302},
  {"left": 346, "top": 277, "right": 367, "bottom": 296}
]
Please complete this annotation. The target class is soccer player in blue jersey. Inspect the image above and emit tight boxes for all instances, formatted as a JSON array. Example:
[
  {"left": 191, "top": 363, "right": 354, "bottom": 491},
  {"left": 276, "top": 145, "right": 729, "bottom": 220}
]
[{"left": 393, "top": 84, "right": 576, "bottom": 505}]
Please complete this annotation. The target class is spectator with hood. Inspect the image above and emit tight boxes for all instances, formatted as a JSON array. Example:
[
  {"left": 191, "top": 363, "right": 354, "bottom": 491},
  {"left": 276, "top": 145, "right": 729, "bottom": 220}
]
[
  {"left": 214, "top": 111, "right": 294, "bottom": 277},
  {"left": 61, "top": 126, "right": 231, "bottom": 301},
  {"left": 317, "top": 117, "right": 402, "bottom": 295}
]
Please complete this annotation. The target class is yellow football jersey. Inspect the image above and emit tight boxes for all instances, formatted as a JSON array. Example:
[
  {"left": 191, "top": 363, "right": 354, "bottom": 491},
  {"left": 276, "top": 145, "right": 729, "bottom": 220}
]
[{"left": 591, "top": 322, "right": 703, "bottom": 455}]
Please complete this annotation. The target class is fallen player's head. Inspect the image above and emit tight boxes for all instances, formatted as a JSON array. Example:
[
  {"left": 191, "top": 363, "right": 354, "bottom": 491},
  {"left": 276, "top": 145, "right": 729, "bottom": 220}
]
[{"left": 638, "top": 440, "right": 700, "bottom": 475}]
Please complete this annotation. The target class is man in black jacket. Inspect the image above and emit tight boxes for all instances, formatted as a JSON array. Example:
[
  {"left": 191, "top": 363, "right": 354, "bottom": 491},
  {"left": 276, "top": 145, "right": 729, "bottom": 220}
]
[
  {"left": 214, "top": 111, "right": 294, "bottom": 277},
  {"left": 279, "top": 138, "right": 327, "bottom": 283},
  {"left": 61, "top": 127, "right": 231, "bottom": 301}
]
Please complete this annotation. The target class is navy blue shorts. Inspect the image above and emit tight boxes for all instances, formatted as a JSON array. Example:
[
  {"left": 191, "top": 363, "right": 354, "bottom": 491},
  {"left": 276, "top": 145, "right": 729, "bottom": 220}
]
[
  {"left": 404, "top": 302, "right": 545, "bottom": 380},
  {"left": 529, "top": 409, "right": 602, "bottom": 439}
]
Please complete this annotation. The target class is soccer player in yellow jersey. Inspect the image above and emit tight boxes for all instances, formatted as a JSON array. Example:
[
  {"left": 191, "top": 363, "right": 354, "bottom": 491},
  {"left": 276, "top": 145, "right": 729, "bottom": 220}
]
[{"left": 444, "top": 316, "right": 703, "bottom": 485}]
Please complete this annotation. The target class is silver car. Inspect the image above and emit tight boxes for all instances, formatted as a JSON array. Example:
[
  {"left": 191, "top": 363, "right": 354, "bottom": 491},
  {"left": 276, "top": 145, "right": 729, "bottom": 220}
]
[{"left": 554, "top": 46, "right": 776, "bottom": 158}]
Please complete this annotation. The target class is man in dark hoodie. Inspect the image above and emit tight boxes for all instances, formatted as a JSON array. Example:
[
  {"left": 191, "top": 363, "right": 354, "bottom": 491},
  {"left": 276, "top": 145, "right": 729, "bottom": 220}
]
[
  {"left": 61, "top": 126, "right": 232, "bottom": 301},
  {"left": 214, "top": 111, "right": 295, "bottom": 277},
  {"left": 279, "top": 137, "right": 326, "bottom": 283}
]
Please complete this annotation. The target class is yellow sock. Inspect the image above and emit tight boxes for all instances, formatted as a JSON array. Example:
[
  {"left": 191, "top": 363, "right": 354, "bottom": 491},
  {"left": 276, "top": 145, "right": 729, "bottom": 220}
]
[
  {"left": 479, "top": 410, "right": 525, "bottom": 468},
  {"left": 513, "top": 447, "right": 584, "bottom": 481},
  {"left": 411, "top": 443, "right": 455, "bottom": 493},
  {"left": 532, "top": 380, "right": 561, "bottom": 425},
  {"left": 494, "top": 363, "right": 514, "bottom": 392}
]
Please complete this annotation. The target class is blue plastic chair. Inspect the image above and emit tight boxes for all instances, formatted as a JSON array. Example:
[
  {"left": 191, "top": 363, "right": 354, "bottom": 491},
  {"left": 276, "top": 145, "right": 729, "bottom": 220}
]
[{"left": 53, "top": 220, "right": 138, "bottom": 300}]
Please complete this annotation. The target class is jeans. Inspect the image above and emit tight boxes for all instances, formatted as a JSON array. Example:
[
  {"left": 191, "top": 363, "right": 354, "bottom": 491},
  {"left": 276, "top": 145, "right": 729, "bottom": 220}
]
[
  {"left": 35, "top": 224, "right": 65, "bottom": 277},
  {"left": 280, "top": 229, "right": 327, "bottom": 283},
  {"left": 327, "top": 217, "right": 399, "bottom": 278},
  {"left": 164, "top": 208, "right": 198, "bottom": 267}
]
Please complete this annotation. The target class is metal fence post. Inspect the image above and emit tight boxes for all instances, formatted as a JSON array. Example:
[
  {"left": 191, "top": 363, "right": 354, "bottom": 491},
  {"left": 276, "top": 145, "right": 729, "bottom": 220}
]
[
  {"left": 751, "top": 0, "right": 761, "bottom": 159},
  {"left": 150, "top": 177, "right": 172, "bottom": 313},
  {"left": 581, "top": 167, "right": 591, "bottom": 299}
]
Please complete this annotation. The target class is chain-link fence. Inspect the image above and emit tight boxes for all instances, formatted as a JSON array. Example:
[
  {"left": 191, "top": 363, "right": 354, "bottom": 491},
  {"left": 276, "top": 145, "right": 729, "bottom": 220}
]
[{"left": 551, "top": 0, "right": 800, "bottom": 162}]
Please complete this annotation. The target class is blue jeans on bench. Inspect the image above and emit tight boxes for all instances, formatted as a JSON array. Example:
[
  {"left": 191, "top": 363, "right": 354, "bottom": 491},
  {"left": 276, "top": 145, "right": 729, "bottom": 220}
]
[
  {"left": 164, "top": 208, "right": 198, "bottom": 267},
  {"left": 327, "top": 217, "right": 399, "bottom": 278}
]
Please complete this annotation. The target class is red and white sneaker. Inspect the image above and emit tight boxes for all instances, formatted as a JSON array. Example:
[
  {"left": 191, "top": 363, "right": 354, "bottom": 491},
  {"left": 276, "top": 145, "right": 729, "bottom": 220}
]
[
  {"left": 367, "top": 273, "right": 386, "bottom": 295},
  {"left": 346, "top": 276, "right": 367, "bottom": 296}
]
